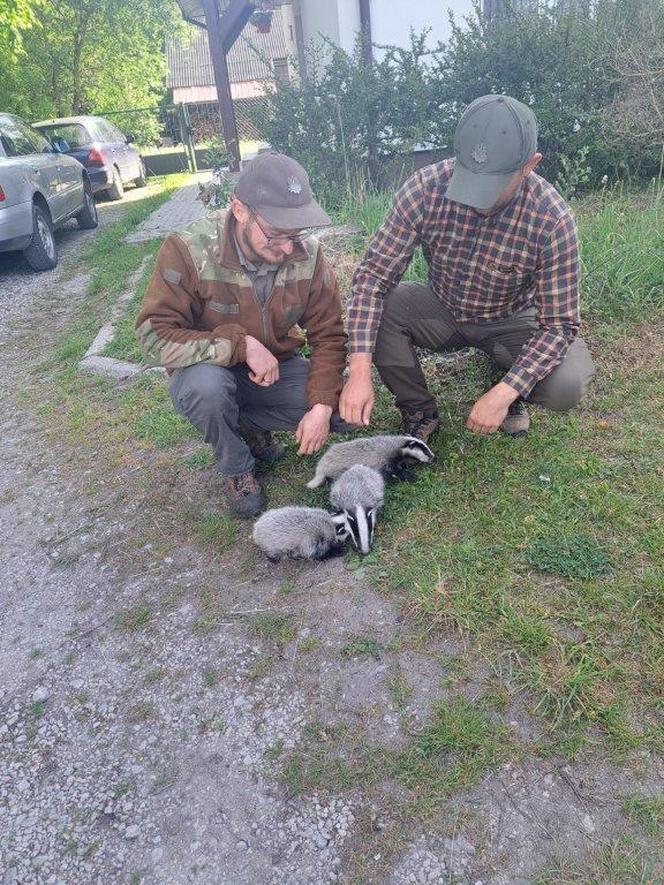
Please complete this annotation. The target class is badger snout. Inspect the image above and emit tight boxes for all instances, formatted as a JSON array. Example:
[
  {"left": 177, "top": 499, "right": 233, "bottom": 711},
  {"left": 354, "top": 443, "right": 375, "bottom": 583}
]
[{"left": 345, "top": 506, "right": 377, "bottom": 555}]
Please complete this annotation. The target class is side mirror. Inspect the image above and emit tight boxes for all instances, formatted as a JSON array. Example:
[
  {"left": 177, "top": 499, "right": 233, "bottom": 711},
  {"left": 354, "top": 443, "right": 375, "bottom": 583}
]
[{"left": 51, "top": 137, "right": 70, "bottom": 153}]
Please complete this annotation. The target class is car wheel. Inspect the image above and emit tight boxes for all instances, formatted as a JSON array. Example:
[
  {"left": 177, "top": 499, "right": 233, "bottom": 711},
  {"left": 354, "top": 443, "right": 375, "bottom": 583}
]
[
  {"left": 107, "top": 166, "right": 124, "bottom": 201},
  {"left": 23, "top": 203, "right": 58, "bottom": 271},
  {"left": 77, "top": 184, "right": 99, "bottom": 230},
  {"left": 134, "top": 158, "right": 147, "bottom": 188}
]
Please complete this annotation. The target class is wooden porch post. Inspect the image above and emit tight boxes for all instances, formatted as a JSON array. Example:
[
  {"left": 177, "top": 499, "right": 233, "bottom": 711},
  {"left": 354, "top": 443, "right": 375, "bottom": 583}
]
[
  {"left": 358, "top": 0, "right": 373, "bottom": 66},
  {"left": 201, "top": 0, "right": 255, "bottom": 172}
]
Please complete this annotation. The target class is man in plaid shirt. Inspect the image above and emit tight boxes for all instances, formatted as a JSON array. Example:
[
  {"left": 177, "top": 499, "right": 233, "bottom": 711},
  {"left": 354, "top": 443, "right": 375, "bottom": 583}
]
[{"left": 340, "top": 94, "right": 595, "bottom": 439}]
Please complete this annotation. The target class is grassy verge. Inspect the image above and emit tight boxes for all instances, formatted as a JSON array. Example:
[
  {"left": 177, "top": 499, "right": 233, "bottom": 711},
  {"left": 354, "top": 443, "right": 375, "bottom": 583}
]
[
  {"left": 33, "top": 175, "right": 664, "bottom": 851},
  {"left": 41, "top": 173, "right": 191, "bottom": 371}
]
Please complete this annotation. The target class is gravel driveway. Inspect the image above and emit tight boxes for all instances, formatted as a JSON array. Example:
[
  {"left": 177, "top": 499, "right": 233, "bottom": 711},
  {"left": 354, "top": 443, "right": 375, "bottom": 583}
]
[{"left": 1, "top": 187, "right": 661, "bottom": 885}]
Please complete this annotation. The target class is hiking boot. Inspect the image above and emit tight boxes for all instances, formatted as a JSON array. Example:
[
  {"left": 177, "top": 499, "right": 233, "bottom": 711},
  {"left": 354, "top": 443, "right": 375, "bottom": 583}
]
[
  {"left": 501, "top": 399, "right": 529, "bottom": 436},
  {"left": 223, "top": 470, "right": 266, "bottom": 519},
  {"left": 400, "top": 409, "right": 440, "bottom": 443},
  {"left": 239, "top": 418, "right": 285, "bottom": 463}
]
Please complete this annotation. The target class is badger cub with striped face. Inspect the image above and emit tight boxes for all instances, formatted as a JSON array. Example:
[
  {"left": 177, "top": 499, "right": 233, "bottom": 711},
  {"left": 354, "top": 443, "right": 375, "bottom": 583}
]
[
  {"left": 253, "top": 506, "right": 349, "bottom": 561},
  {"left": 329, "top": 465, "right": 385, "bottom": 555},
  {"left": 307, "top": 435, "right": 434, "bottom": 489}
]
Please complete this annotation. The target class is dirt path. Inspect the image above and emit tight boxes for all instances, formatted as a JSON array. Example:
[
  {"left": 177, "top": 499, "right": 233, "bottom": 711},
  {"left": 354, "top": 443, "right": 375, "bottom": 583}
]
[{"left": 1, "top": 190, "right": 660, "bottom": 885}]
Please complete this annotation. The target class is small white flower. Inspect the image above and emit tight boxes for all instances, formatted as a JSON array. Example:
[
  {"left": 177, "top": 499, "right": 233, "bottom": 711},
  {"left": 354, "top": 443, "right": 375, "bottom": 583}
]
[
  {"left": 601, "top": 174, "right": 608, "bottom": 185},
  {"left": 573, "top": 120, "right": 581, "bottom": 132}
]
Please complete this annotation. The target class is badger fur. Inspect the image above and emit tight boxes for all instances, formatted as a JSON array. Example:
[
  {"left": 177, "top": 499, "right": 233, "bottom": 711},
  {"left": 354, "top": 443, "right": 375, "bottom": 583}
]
[
  {"left": 307, "top": 435, "right": 434, "bottom": 489},
  {"left": 252, "top": 506, "right": 348, "bottom": 562},
  {"left": 329, "top": 465, "right": 385, "bottom": 555}
]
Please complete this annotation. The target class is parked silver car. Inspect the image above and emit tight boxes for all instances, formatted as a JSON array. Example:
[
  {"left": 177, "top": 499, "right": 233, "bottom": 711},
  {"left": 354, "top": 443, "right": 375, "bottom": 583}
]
[{"left": 0, "top": 113, "right": 98, "bottom": 271}]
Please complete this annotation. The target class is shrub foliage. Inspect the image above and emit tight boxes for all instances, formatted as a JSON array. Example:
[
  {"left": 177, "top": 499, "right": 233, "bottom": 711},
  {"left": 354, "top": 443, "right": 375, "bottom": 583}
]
[{"left": 259, "top": 0, "right": 664, "bottom": 196}]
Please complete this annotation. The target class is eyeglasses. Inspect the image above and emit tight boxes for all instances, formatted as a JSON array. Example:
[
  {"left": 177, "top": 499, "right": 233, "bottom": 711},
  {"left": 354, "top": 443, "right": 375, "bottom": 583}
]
[{"left": 250, "top": 210, "right": 306, "bottom": 246}]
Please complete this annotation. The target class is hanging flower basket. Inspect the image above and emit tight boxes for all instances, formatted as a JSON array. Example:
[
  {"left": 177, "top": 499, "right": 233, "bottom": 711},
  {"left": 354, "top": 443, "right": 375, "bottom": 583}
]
[{"left": 250, "top": 9, "right": 273, "bottom": 32}]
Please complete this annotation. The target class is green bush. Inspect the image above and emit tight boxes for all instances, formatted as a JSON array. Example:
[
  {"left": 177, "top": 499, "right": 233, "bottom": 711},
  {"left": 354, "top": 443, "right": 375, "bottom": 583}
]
[{"left": 260, "top": 0, "right": 663, "bottom": 199}]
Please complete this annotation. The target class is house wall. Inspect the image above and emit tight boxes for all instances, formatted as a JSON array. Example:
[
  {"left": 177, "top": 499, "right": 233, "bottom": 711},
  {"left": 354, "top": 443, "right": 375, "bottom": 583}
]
[{"left": 297, "top": 0, "right": 475, "bottom": 59}]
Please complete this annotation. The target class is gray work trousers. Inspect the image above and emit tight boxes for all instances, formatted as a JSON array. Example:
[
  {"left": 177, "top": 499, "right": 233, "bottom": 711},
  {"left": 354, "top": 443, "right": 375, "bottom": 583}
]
[
  {"left": 373, "top": 282, "right": 596, "bottom": 414},
  {"left": 170, "top": 356, "right": 351, "bottom": 476}
]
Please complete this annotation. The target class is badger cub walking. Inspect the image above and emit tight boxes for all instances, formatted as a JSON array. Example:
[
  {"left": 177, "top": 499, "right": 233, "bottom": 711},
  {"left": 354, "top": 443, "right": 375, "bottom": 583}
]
[
  {"left": 330, "top": 465, "right": 385, "bottom": 555},
  {"left": 307, "top": 435, "right": 434, "bottom": 489},
  {"left": 252, "top": 506, "right": 348, "bottom": 561}
]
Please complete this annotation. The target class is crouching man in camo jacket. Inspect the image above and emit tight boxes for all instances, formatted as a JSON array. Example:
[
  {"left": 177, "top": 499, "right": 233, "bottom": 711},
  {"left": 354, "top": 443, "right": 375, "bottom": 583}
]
[{"left": 135, "top": 152, "right": 353, "bottom": 518}]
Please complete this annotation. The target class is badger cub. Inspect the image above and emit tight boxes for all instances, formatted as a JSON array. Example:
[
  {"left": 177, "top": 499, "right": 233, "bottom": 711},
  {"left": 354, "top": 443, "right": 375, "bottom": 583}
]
[
  {"left": 252, "top": 506, "right": 348, "bottom": 562},
  {"left": 330, "top": 465, "right": 385, "bottom": 555},
  {"left": 307, "top": 435, "right": 434, "bottom": 489}
]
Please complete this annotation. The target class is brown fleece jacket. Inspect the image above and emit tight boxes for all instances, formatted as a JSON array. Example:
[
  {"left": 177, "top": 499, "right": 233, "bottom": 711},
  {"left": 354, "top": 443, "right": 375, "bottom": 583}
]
[{"left": 135, "top": 211, "right": 347, "bottom": 409}]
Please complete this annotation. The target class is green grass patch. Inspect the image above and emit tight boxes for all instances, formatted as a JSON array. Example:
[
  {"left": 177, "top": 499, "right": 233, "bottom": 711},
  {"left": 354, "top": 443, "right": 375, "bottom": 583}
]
[
  {"left": 623, "top": 795, "right": 664, "bottom": 837},
  {"left": 394, "top": 697, "right": 508, "bottom": 807},
  {"left": 341, "top": 635, "right": 383, "bottom": 660},
  {"left": 203, "top": 668, "right": 218, "bottom": 688},
  {"left": 281, "top": 696, "right": 510, "bottom": 813},
  {"left": 248, "top": 612, "right": 297, "bottom": 647},
  {"left": 536, "top": 832, "right": 663, "bottom": 884},
  {"left": 180, "top": 448, "right": 214, "bottom": 471},
  {"left": 101, "top": 249, "right": 159, "bottom": 363},
  {"left": 299, "top": 636, "right": 319, "bottom": 653},
  {"left": 115, "top": 603, "right": 152, "bottom": 631},
  {"left": 526, "top": 534, "right": 611, "bottom": 579},
  {"left": 131, "top": 700, "right": 156, "bottom": 722},
  {"left": 197, "top": 511, "right": 238, "bottom": 548}
]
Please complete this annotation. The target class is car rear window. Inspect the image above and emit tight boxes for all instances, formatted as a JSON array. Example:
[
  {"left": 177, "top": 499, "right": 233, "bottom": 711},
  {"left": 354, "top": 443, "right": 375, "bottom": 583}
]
[
  {"left": 0, "top": 116, "right": 50, "bottom": 157},
  {"left": 94, "top": 119, "right": 125, "bottom": 142},
  {"left": 36, "top": 123, "right": 92, "bottom": 148}
]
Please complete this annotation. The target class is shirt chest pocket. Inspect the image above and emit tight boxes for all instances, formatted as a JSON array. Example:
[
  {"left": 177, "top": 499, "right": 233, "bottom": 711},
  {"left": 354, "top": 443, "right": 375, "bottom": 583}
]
[{"left": 479, "top": 258, "right": 534, "bottom": 295}]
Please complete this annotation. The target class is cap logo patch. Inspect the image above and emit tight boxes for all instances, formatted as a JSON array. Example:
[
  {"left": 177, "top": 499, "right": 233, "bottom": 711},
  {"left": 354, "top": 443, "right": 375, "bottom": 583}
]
[
  {"left": 287, "top": 176, "right": 302, "bottom": 195},
  {"left": 471, "top": 142, "right": 488, "bottom": 164}
]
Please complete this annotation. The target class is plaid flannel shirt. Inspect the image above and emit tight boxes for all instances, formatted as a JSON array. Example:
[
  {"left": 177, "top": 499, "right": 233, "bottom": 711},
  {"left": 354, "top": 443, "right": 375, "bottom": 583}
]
[{"left": 348, "top": 158, "right": 581, "bottom": 397}]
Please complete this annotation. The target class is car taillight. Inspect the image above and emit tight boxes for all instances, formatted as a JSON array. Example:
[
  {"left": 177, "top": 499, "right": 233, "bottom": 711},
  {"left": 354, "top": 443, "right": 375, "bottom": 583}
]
[
  {"left": 0, "top": 186, "right": 5, "bottom": 201},
  {"left": 88, "top": 147, "right": 104, "bottom": 165}
]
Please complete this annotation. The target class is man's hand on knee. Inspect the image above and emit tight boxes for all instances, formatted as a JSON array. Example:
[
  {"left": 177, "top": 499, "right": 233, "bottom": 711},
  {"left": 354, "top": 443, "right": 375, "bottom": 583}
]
[
  {"left": 466, "top": 382, "right": 519, "bottom": 435},
  {"left": 246, "top": 335, "right": 280, "bottom": 386},
  {"left": 296, "top": 404, "right": 333, "bottom": 455}
]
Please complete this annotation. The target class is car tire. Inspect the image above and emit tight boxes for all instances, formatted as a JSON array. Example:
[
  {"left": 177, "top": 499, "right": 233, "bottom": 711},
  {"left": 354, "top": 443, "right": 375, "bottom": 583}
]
[
  {"left": 134, "top": 159, "right": 147, "bottom": 188},
  {"left": 77, "top": 184, "right": 99, "bottom": 230},
  {"left": 23, "top": 203, "right": 58, "bottom": 272},
  {"left": 107, "top": 166, "right": 124, "bottom": 201}
]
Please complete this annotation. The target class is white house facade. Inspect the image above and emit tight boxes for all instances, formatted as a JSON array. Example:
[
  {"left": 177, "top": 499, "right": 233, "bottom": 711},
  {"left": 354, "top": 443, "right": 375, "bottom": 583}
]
[{"left": 292, "top": 0, "right": 477, "bottom": 61}]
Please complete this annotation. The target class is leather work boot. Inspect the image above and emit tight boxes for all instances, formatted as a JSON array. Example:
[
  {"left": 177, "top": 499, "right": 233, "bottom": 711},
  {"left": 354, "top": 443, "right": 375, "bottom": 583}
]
[
  {"left": 223, "top": 470, "right": 266, "bottom": 519},
  {"left": 501, "top": 399, "right": 530, "bottom": 436},
  {"left": 239, "top": 418, "right": 285, "bottom": 463},
  {"left": 400, "top": 409, "right": 440, "bottom": 443}
]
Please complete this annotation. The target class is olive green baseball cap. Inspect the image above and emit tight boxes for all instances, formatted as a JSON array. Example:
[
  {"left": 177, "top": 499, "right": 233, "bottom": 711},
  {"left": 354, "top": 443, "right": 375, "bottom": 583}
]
[
  {"left": 234, "top": 150, "right": 331, "bottom": 229},
  {"left": 446, "top": 95, "right": 538, "bottom": 210}
]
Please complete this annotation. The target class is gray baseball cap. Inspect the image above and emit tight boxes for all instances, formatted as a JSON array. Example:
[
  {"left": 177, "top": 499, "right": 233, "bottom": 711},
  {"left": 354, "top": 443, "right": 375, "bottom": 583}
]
[
  {"left": 446, "top": 95, "right": 538, "bottom": 210},
  {"left": 234, "top": 151, "right": 331, "bottom": 229}
]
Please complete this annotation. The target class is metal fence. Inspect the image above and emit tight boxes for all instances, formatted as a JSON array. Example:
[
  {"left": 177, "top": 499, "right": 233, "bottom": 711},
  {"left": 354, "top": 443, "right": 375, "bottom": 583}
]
[{"left": 98, "top": 96, "right": 272, "bottom": 175}]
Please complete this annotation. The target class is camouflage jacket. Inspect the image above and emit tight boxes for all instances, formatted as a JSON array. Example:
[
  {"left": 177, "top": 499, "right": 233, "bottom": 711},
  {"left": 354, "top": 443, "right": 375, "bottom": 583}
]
[{"left": 135, "top": 211, "right": 347, "bottom": 409}]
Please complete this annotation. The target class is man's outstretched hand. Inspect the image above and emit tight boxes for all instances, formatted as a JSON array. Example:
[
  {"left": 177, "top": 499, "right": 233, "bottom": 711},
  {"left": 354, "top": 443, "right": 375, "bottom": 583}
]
[
  {"left": 466, "top": 381, "right": 519, "bottom": 434},
  {"left": 296, "top": 404, "right": 333, "bottom": 455},
  {"left": 339, "top": 354, "right": 374, "bottom": 426}
]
